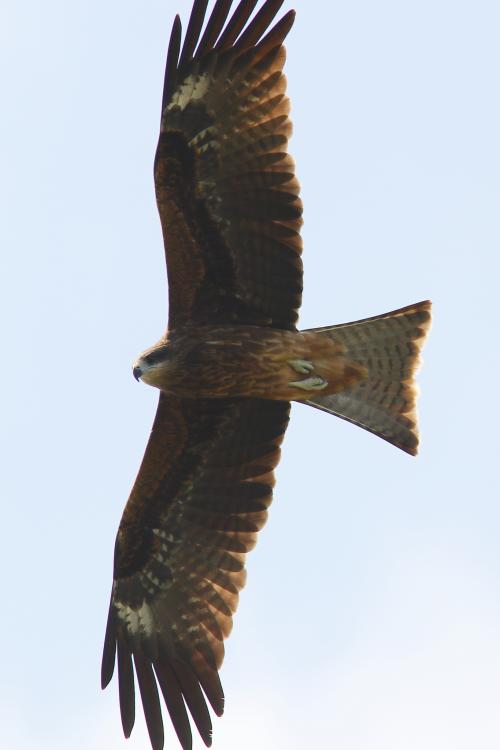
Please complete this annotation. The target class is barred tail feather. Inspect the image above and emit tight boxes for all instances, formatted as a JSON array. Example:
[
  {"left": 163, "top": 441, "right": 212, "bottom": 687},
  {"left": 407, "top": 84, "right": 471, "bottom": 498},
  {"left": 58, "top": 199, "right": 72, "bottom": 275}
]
[{"left": 305, "top": 301, "right": 432, "bottom": 455}]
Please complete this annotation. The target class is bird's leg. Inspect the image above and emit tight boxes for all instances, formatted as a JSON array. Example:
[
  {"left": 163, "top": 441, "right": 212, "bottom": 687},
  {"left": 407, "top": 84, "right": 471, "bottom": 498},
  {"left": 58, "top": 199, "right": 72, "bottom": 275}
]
[
  {"left": 287, "top": 359, "right": 315, "bottom": 374},
  {"left": 289, "top": 376, "right": 328, "bottom": 391},
  {"left": 288, "top": 359, "right": 327, "bottom": 390}
]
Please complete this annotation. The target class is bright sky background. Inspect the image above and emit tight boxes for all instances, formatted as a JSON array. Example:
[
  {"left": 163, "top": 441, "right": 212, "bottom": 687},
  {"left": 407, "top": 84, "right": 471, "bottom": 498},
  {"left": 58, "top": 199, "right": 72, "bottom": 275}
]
[{"left": 2, "top": 1, "right": 500, "bottom": 748}]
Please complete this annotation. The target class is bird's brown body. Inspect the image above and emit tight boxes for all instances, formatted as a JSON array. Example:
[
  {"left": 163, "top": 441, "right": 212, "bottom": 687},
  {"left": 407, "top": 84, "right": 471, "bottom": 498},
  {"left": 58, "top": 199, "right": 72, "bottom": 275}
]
[{"left": 138, "top": 325, "right": 366, "bottom": 400}]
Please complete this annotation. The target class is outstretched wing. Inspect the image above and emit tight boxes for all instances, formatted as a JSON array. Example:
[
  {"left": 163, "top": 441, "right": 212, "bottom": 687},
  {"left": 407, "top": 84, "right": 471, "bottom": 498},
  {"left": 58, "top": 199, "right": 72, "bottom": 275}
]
[
  {"left": 155, "top": 0, "right": 302, "bottom": 331},
  {"left": 102, "top": 395, "right": 290, "bottom": 749}
]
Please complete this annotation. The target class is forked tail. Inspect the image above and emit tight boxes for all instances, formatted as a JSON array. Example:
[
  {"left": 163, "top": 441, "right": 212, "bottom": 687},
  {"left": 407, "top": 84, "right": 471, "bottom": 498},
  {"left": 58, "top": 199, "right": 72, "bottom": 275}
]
[{"left": 304, "top": 301, "right": 432, "bottom": 455}]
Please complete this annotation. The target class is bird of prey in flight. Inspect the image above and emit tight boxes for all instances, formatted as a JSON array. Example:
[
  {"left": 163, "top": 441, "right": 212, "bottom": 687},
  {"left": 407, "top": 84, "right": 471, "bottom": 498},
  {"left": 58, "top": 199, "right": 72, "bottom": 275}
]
[{"left": 101, "top": 1, "right": 431, "bottom": 748}]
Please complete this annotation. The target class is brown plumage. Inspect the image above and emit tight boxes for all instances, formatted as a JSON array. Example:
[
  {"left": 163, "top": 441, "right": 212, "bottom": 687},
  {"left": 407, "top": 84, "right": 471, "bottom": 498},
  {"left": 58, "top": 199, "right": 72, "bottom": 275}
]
[{"left": 101, "top": 2, "right": 432, "bottom": 749}]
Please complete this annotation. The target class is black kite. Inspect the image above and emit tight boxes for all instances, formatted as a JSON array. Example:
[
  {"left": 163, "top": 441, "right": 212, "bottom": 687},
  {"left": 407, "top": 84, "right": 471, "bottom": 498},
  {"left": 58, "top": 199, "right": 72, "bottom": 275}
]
[{"left": 101, "top": 2, "right": 431, "bottom": 748}]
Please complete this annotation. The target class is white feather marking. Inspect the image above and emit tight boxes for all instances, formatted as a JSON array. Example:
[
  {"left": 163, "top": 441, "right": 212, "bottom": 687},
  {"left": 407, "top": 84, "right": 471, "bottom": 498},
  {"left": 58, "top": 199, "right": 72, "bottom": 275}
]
[
  {"left": 189, "top": 125, "right": 217, "bottom": 149},
  {"left": 170, "top": 73, "right": 210, "bottom": 110},
  {"left": 116, "top": 601, "right": 155, "bottom": 637},
  {"left": 152, "top": 528, "right": 177, "bottom": 546},
  {"left": 152, "top": 528, "right": 167, "bottom": 539},
  {"left": 143, "top": 569, "right": 171, "bottom": 592}
]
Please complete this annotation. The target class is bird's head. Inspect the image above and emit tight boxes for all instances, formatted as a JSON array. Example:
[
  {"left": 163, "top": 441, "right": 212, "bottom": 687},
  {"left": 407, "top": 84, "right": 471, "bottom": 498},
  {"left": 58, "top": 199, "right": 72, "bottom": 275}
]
[{"left": 132, "top": 342, "right": 170, "bottom": 389}]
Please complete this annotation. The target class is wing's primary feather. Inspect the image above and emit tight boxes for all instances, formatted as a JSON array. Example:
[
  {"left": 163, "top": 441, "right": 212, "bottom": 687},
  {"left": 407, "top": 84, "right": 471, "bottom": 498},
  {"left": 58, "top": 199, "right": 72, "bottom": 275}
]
[
  {"left": 196, "top": 0, "right": 233, "bottom": 58},
  {"left": 161, "top": 15, "right": 182, "bottom": 115},
  {"left": 233, "top": 0, "right": 285, "bottom": 50},
  {"left": 103, "top": 395, "right": 290, "bottom": 748},
  {"left": 135, "top": 653, "right": 164, "bottom": 750},
  {"left": 155, "top": 0, "right": 302, "bottom": 331},
  {"left": 155, "top": 660, "right": 193, "bottom": 749},
  {"left": 214, "top": 0, "right": 258, "bottom": 50},
  {"left": 178, "top": 0, "right": 210, "bottom": 71}
]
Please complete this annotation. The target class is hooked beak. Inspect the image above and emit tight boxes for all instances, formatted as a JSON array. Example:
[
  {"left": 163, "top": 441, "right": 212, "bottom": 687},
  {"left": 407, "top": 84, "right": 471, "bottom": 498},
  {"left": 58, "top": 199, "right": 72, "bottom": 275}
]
[{"left": 133, "top": 365, "right": 142, "bottom": 382}]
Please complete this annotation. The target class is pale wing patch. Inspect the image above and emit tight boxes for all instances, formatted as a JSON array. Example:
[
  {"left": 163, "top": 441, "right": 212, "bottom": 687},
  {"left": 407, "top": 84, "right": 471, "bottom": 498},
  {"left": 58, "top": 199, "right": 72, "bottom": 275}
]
[
  {"left": 168, "top": 72, "right": 211, "bottom": 112},
  {"left": 116, "top": 599, "right": 156, "bottom": 639}
]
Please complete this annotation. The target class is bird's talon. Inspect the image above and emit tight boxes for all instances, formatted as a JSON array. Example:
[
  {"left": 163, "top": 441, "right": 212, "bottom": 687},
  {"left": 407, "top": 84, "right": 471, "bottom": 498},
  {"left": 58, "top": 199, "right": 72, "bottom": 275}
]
[
  {"left": 288, "top": 359, "right": 314, "bottom": 374},
  {"left": 289, "top": 376, "right": 328, "bottom": 391}
]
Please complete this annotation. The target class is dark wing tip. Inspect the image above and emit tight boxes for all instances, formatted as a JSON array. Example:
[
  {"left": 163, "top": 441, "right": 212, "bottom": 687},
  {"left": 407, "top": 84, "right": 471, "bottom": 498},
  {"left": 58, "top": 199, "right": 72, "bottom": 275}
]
[
  {"left": 170, "top": 658, "right": 214, "bottom": 745},
  {"left": 196, "top": 0, "right": 233, "bottom": 58},
  {"left": 255, "top": 8, "right": 295, "bottom": 57},
  {"left": 135, "top": 654, "right": 165, "bottom": 750},
  {"left": 178, "top": 0, "right": 210, "bottom": 71},
  {"left": 118, "top": 642, "right": 136, "bottom": 738},
  {"left": 162, "top": 14, "right": 183, "bottom": 117},
  {"left": 233, "top": 0, "right": 286, "bottom": 51},
  {"left": 215, "top": 0, "right": 259, "bottom": 51},
  {"left": 101, "top": 601, "right": 117, "bottom": 689},
  {"left": 101, "top": 644, "right": 116, "bottom": 690},
  {"left": 155, "top": 661, "right": 194, "bottom": 750},
  {"left": 202, "top": 670, "right": 224, "bottom": 717},
  {"left": 269, "top": 8, "right": 296, "bottom": 42}
]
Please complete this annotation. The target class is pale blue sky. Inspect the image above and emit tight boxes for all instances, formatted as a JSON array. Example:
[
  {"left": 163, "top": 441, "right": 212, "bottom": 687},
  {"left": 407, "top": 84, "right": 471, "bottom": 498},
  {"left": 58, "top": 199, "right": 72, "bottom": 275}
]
[{"left": 1, "top": 1, "right": 500, "bottom": 748}]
